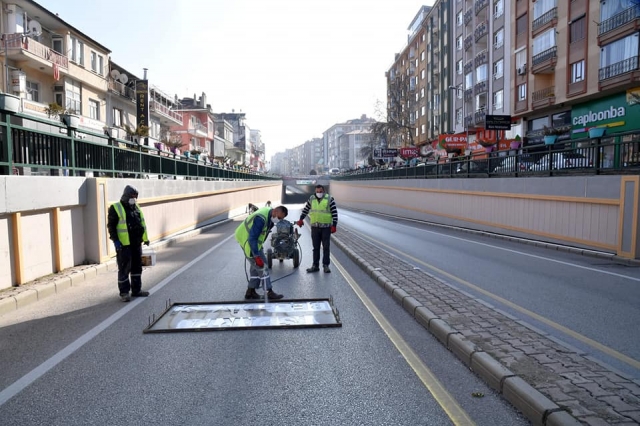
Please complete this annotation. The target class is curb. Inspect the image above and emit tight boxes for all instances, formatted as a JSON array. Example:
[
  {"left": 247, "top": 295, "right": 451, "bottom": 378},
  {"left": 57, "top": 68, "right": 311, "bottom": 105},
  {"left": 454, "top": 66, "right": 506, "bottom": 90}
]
[
  {"left": 0, "top": 219, "right": 232, "bottom": 315},
  {"left": 333, "top": 235, "right": 583, "bottom": 426}
]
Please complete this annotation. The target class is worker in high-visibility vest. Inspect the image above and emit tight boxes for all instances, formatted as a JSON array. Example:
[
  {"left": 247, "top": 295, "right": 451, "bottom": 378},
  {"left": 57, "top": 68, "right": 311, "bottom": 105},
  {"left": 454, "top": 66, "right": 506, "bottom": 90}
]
[
  {"left": 235, "top": 205, "right": 288, "bottom": 300},
  {"left": 296, "top": 184, "right": 338, "bottom": 273},
  {"left": 107, "top": 185, "right": 150, "bottom": 302}
]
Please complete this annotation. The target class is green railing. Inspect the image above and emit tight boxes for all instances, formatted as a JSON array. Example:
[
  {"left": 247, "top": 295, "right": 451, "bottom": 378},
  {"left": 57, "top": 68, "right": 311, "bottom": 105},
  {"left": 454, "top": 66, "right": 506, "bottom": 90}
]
[{"left": 0, "top": 112, "right": 278, "bottom": 181}]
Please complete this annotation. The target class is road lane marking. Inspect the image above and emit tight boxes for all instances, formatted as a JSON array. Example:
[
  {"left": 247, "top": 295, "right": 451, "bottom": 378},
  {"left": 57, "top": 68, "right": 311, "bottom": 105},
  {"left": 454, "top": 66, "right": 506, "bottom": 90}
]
[
  {"left": 345, "top": 228, "right": 640, "bottom": 371},
  {"left": 0, "top": 235, "right": 235, "bottom": 408},
  {"left": 332, "top": 256, "right": 476, "bottom": 426},
  {"left": 343, "top": 210, "right": 640, "bottom": 283}
]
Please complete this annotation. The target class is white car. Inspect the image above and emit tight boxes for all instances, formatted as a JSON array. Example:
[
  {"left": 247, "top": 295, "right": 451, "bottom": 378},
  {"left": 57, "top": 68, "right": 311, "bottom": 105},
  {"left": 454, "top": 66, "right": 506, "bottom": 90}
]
[{"left": 530, "top": 152, "right": 592, "bottom": 171}]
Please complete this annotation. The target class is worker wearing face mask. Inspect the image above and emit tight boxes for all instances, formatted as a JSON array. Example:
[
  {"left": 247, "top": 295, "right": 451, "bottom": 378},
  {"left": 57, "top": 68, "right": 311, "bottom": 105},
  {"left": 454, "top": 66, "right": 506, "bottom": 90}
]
[
  {"left": 107, "top": 185, "right": 150, "bottom": 302},
  {"left": 296, "top": 184, "right": 338, "bottom": 273}
]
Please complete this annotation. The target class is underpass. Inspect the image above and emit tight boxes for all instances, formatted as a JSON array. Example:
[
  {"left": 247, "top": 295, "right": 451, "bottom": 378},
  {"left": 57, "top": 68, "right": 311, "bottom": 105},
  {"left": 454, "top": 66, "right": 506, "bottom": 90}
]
[{"left": 281, "top": 175, "right": 331, "bottom": 203}]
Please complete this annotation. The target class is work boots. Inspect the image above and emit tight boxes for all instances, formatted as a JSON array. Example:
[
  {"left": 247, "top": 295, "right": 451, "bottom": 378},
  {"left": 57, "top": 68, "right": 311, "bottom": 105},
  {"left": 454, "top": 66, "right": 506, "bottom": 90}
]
[
  {"left": 245, "top": 288, "right": 262, "bottom": 300},
  {"left": 266, "top": 290, "right": 284, "bottom": 300},
  {"left": 306, "top": 265, "right": 320, "bottom": 273}
]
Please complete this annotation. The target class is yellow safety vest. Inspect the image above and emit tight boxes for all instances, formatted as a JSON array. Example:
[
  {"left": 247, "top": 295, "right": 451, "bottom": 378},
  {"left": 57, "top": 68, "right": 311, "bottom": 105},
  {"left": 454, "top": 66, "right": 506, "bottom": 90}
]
[
  {"left": 235, "top": 206, "right": 271, "bottom": 257},
  {"left": 309, "top": 194, "right": 332, "bottom": 225},
  {"left": 112, "top": 202, "right": 148, "bottom": 246}
]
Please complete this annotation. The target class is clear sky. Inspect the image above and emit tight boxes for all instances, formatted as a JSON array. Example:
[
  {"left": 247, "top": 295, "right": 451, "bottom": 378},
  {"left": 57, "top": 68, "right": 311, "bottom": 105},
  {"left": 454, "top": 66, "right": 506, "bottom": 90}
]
[{"left": 37, "top": 0, "right": 434, "bottom": 160}]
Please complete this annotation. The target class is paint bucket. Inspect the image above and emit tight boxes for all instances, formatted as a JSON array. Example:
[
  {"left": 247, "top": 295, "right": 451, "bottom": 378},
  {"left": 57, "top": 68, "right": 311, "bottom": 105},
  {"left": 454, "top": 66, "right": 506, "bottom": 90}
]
[{"left": 141, "top": 247, "right": 156, "bottom": 267}]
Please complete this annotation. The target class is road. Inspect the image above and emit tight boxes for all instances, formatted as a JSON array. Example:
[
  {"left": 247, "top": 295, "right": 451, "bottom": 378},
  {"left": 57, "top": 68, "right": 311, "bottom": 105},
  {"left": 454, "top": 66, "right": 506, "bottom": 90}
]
[{"left": 0, "top": 206, "right": 528, "bottom": 426}]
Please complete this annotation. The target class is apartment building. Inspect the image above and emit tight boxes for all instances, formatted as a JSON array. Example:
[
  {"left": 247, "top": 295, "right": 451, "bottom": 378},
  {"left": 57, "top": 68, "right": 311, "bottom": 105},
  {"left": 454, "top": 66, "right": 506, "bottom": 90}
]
[
  {"left": 172, "top": 93, "right": 215, "bottom": 157},
  {"left": 452, "top": 0, "right": 512, "bottom": 140},
  {"left": 212, "top": 114, "right": 234, "bottom": 162},
  {"left": 216, "top": 111, "right": 251, "bottom": 165},
  {"left": 514, "top": 0, "right": 640, "bottom": 164},
  {"left": 0, "top": 0, "right": 110, "bottom": 137},
  {"left": 301, "top": 137, "right": 324, "bottom": 174},
  {"left": 250, "top": 129, "right": 265, "bottom": 171},
  {"left": 324, "top": 114, "right": 376, "bottom": 170}
]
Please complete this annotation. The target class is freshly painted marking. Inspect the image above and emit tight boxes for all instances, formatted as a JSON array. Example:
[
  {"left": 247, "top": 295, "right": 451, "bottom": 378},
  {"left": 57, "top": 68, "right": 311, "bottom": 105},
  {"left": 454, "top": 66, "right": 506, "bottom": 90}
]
[
  {"left": 332, "top": 256, "right": 476, "bottom": 426},
  {"left": 0, "top": 235, "right": 235, "bottom": 408},
  {"left": 343, "top": 226, "right": 640, "bottom": 371},
  {"left": 344, "top": 210, "right": 640, "bottom": 283}
]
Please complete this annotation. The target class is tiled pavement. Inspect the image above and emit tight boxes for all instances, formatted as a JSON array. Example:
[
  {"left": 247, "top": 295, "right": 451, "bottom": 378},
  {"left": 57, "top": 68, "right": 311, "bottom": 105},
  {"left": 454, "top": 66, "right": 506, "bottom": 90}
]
[{"left": 333, "top": 228, "right": 640, "bottom": 426}]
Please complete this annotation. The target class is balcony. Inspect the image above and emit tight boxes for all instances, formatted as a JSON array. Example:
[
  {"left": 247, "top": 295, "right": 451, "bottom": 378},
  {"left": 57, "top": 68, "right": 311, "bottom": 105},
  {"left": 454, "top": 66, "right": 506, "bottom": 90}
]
[
  {"left": 108, "top": 79, "right": 135, "bottom": 102},
  {"left": 474, "top": 111, "right": 486, "bottom": 125},
  {"left": 532, "top": 86, "right": 556, "bottom": 109},
  {"left": 150, "top": 99, "right": 183, "bottom": 126},
  {"left": 464, "top": 9, "right": 473, "bottom": 26},
  {"left": 1, "top": 33, "right": 68, "bottom": 72},
  {"left": 464, "top": 114, "right": 474, "bottom": 128},
  {"left": 532, "top": 8, "right": 558, "bottom": 34},
  {"left": 531, "top": 46, "right": 557, "bottom": 74},
  {"left": 475, "top": 80, "right": 487, "bottom": 94},
  {"left": 475, "top": 0, "right": 488, "bottom": 16},
  {"left": 464, "top": 61, "right": 474, "bottom": 74},
  {"left": 598, "top": 56, "right": 640, "bottom": 91},
  {"left": 464, "top": 88, "right": 474, "bottom": 101},
  {"left": 474, "top": 21, "right": 488, "bottom": 42},
  {"left": 598, "top": 6, "right": 640, "bottom": 46},
  {"left": 474, "top": 50, "right": 487, "bottom": 67},
  {"left": 464, "top": 35, "right": 473, "bottom": 51}
]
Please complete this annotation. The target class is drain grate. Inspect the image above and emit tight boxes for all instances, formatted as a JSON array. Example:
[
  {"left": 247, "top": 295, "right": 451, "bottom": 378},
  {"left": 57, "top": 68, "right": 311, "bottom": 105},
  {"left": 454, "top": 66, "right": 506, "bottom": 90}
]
[{"left": 144, "top": 297, "right": 342, "bottom": 333}]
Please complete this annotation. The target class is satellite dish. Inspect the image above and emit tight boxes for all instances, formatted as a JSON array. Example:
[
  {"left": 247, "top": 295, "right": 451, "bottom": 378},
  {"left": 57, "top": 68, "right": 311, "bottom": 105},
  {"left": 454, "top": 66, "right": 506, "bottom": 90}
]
[
  {"left": 110, "top": 69, "right": 120, "bottom": 80},
  {"left": 119, "top": 73, "right": 128, "bottom": 84},
  {"left": 28, "top": 20, "right": 42, "bottom": 36}
]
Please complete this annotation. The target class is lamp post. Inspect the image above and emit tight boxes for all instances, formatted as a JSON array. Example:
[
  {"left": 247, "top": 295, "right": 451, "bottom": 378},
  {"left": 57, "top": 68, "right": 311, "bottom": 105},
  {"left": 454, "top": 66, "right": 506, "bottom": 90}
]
[{"left": 448, "top": 85, "right": 468, "bottom": 151}]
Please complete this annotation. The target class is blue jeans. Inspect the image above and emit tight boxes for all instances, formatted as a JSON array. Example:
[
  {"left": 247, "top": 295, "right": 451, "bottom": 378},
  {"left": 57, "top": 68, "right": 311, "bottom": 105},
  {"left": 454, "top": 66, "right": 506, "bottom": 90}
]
[{"left": 248, "top": 251, "right": 271, "bottom": 290}]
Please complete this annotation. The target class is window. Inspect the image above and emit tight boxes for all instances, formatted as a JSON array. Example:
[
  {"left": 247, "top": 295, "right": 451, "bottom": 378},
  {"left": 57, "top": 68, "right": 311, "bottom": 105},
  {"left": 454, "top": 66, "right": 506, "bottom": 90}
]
[
  {"left": 457, "top": 59, "right": 463, "bottom": 75},
  {"left": 493, "top": 58, "right": 504, "bottom": 79},
  {"left": 569, "top": 16, "right": 585, "bottom": 43},
  {"left": 26, "top": 81, "right": 39, "bottom": 102},
  {"left": 600, "top": 33, "right": 639, "bottom": 68},
  {"left": 457, "top": 85, "right": 463, "bottom": 98},
  {"left": 457, "top": 11, "right": 463, "bottom": 26},
  {"left": 533, "top": 0, "right": 557, "bottom": 20},
  {"left": 493, "top": 89, "right": 504, "bottom": 110},
  {"left": 516, "top": 14, "right": 527, "bottom": 34},
  {"left": 456, "top": 108, "right": 462, "bottom": 125},
  {"left": 91, "top": 51, "right": 97, "bottom": 72},
  {"left": 571, "top": 60, "right": 585, "bottom": 82},
  {"left": 421, "top": 69, "right": 425, "bottom": 80},
  {"left": 494, "top": 28, "right": 504, "bottom": 49},
  {"left": 421, "top": 124, "right": 426, "bottom": 134},
  {"left": 421, "top": 106, "right": 426, "bottom": 116},
  {"left": 518, "top": 83, "right": 527, "bottom": 101},
  {"left": 52, "top": 37, "right": 63, "bottom": 54},
  {"left": 476, "top": 64, "right": 488, "bottom": 82},
  {"left": 494, "top": 0, "right": 504, "bottom": 18},
  {"left": 456, "top": 35, "right": 463, "bottom": 50},
  {"left": 65, "top": 79, "right": 81, "bottom": 113},
  {"left": 70, "top": 36, "right": 84, "bottom": 66},
  {"left": 516, "top": 49, "right": 527, "bottom": 68},
  {"left": 533, "top": 29, "right": 556, "bottom": 55},
  {"left": 465, "top": 72, "right": 473, "bottom": 89},
  {"left": 112, "top": 107, "right": 122, "bottom": 127},
  {"left": 421, "top": 51, "right": 425, "bottom": 61},
  {"left": 98, "top": 55, "right": 104, "bottom": 76},
  {"left": 89, "top": 99, "right": 100, "bottom": 120},
  {"left": 601, "top": 0, "right": 637, "bottom": 22}
]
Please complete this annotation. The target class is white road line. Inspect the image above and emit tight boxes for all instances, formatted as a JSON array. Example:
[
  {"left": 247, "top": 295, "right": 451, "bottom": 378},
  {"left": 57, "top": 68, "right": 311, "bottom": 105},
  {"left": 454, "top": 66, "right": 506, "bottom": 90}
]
[
  {"left": 0, "top": 235, "right": 234, "bottom": 408},
  {"left": 342, "top": 210, "right": 640, "bottom": 283}
]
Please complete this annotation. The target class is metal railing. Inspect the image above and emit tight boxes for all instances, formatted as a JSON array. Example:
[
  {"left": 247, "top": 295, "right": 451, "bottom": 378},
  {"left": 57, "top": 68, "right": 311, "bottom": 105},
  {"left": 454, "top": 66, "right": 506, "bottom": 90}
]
[
  {"left": 598, "top": 56, "right": 639, "bottom": 81},
  {"left": 0, "top": 113, "right": 276, "bottom": 181},
  {"left": 532, "top": 86, "right": 555, "bottom": 101},
  {"left": 598, "top": 5, "right": 640, "bottom": 35},
  {"left": 1, "top": 34, "right": 68, "bottom": 68},
  {"left": 150, "top": 99, "right": 183, "bottom": 123},
  {"left": 532, "top": 46, "right": 557, "bottom": 66},
  {"left": 532, "top": 8, "right": 558, "bottom": 32}
]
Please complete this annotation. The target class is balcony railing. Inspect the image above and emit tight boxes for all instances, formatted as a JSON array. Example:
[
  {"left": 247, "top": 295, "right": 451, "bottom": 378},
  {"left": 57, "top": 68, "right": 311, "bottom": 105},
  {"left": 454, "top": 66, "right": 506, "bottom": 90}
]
[
  {"left": 464, "top": 9, "right": 473, "bottom": 26},
  {"left": 532, "top": 8, "right": 558, "bottom": 32},
  {"left": 532, "top": 46, "right": 557, "bottom": 66},
  {"left": 474, "top": 111, "right": 486, "bottom": 124},
  {"left": 598, "top": 56, "right": 640, "bottom": 81},
  {"left": 475, "top": 50, "right": 487, "bottom": 67},
  {"left": 464, "top": 35, "right": 473, "bottom": 51},
  {"left": 474, "top": 21, "right": 488, "bottom": 42},
  {"left": 108, "top": 79, "right": 135, "bottom": 101},
  {"left": 475, "top": 80, "right": 487, "bottom": 94},
  {"left": 464, "top": 61, "right": 474, "bottom": 74},
  {"left": 598, "top": 6, "right": 640, "bottom": 35},
  {"left": 475, "top": 0, "right": 488, "bottom": 15},
  {"left": 532, "top": 86, "right": 555, "bottom": 102},
  {"left": 188, "top": 122, "right": 207, "bottom": 136},
  {"left": 150, "top": 99, "right": 183, "bottom": 123},
  {"left": 1, "top": 33, "right": 68, "bottom": 68}
]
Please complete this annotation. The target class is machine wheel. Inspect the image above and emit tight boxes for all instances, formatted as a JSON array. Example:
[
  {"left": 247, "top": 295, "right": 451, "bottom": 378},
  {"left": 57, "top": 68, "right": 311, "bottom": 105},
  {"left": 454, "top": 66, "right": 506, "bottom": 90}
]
[
  {"left": 293, "top": 248, "right": 300, "bottom": 268},
  {"left": 267, "top": 249, "right": 273, "bottom": 269},
  {"left": 279, "top": 259, "right": 284, "bottom": 263}
]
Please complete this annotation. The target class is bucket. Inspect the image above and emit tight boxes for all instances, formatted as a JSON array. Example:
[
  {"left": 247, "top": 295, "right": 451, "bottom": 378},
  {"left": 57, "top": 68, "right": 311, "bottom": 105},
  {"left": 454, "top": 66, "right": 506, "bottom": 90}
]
[{"left": 141, "top": 247, "right": 156, "bottom": 267}]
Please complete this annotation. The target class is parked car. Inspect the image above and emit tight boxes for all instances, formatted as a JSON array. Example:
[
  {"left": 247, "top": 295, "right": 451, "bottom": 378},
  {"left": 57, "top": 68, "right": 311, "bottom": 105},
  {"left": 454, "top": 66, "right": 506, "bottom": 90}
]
[
  {"left": 530, "top": 152, "right": 592, "bottom": 171},
  {"left": 492, "top": 154, "right": 541, "bottom": 173}
]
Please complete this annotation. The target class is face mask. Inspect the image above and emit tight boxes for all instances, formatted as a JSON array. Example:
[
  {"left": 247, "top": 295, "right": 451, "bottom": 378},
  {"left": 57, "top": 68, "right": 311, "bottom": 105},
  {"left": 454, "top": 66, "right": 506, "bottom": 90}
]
[
  {"left": 315, "top": 192, "right": 324, "bottom": 198},
  {"left": 129, "top": 198, "right": 136, "bottom": 206},
  {"left": 272, "top": 217, "right": 280, "bottom": 224}
]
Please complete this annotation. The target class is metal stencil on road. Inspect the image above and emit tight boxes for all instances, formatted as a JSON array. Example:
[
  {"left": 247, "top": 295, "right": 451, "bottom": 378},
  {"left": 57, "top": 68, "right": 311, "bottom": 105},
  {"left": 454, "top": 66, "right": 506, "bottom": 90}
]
[{"left": 144, "top": 298, "right": 342, "bottom": 333}]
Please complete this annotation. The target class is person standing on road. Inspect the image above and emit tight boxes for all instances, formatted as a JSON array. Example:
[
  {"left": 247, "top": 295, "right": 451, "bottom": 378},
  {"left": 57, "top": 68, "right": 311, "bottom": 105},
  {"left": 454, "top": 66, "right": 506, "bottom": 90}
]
[
  {"left": 296, "top": 185, "right": 338, "bottom": 273},
  {"left": 107, "top": 185, "right": 150, "bottom": 302},
  {"left": 235, "top": 205, "right": 288, "bottom": 300}
]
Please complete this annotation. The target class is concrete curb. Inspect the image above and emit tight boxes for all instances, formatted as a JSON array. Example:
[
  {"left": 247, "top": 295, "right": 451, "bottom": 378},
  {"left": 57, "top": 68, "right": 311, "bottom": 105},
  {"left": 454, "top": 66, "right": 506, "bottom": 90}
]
[
  {"left": 0, "top": 219, "right": 231, "bottom": 315},
  {"left": 333, "top": 234, "right": 581, "bottom": 426}
]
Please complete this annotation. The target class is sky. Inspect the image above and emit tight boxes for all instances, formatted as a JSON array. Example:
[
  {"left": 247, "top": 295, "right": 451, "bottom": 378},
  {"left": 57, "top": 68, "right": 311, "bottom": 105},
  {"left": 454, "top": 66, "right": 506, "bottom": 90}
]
[{"left": 37, "top": 0, "right": 434, "bottom": 160}]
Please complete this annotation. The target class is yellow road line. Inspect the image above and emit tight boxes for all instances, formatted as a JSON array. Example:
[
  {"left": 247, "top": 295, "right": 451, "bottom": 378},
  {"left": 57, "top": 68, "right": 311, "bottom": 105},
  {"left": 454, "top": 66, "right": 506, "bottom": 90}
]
[
  {"left": 332, "top": 256, "right": 476, "bottom": 426},
  {"left": 348, "top": 228, "right": 640, "bottom": 371}
]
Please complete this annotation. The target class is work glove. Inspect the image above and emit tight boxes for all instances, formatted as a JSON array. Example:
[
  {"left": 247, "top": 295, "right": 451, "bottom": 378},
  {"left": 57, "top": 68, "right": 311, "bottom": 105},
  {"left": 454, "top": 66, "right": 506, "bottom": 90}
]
[
  {"left": 254, "top": 256, "right": 264, "bottom": 268},
  {"left": 114, "top": 240, "right": 123, "bottom": 252},
  {"left": 144, "top": 241, "right": 150, "bottom": 246},
  {"left": 295, "top": 220, "right": 304, "bottom": 227},
  {"left": 331, "top": 226, "right": 337, "bottom": 234}
]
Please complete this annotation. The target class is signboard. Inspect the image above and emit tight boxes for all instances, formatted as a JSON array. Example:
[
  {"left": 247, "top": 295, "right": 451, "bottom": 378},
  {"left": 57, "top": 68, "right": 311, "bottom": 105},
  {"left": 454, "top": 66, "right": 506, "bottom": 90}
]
[
  {"left": 437, "top": 133, "right": 467, "bottom": 150},
  {"left": 135, "top": 79, "right": 150, "bottom": 130},
  {"left": 571, "top": 88, "right": 640, "bottom": 138},
  {"left": 400, "top": 147, "right": 419, "bottom": 158},
  {"left": 485, "top": 114, "right": 512, "bottom": 130},
  {"left": 373, "top": 148, "right": 398, "bottom": 159}
]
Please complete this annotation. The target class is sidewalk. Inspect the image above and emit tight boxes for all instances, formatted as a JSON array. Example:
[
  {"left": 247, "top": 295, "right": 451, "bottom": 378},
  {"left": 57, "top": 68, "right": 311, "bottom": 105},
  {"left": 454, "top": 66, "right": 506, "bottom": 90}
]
[{"left": 333, "top": 228, "right": 640, "bottom": 426}]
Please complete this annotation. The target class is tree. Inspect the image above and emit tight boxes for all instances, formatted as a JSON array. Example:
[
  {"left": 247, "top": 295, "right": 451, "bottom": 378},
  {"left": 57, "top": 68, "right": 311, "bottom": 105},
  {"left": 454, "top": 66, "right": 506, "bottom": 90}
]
[
  {"left": 372, "top": 70, "right": 416, "bottom": 149},
  {"left": 309, "top": 169, "right": 317, "bottom": 175},
  {"left": 160, "top": 126, "right": 183, "bottom": 153},
  {"left": 359, "top": 126, "right": 386, "bottom": 166}
]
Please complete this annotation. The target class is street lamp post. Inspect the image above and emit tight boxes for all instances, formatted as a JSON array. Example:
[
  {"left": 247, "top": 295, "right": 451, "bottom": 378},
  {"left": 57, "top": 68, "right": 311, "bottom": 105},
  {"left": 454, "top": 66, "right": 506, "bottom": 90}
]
[{"left": 448, "top": 85, "right": 468, "bottom": 152}]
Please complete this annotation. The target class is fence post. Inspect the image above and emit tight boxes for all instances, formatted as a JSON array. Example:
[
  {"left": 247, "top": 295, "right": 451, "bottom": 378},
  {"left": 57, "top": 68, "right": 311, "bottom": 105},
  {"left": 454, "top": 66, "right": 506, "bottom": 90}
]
[{"left": 68, "top": 128, "right": 76, "bottom": 176}]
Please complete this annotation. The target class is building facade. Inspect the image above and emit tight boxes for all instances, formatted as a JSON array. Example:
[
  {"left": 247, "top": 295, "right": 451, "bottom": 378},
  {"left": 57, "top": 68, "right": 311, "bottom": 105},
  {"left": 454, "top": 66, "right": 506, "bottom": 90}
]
[{"left": 324, "top": 114, "right": 376, "bottom": 170}]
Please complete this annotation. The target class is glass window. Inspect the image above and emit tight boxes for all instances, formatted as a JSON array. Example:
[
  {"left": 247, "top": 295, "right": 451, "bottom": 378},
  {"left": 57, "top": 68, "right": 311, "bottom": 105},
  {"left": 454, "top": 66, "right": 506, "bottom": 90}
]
[
  {"left": 65, "top": 79, "right": 81, "bottom": 114},
  {"left": 516, "top": 14, "right": 527, "bottom": 34},
  {"left": 571, "top": 60, "right": 584, "bottom": 82},
  {"left": 533, "top": 29, "right": 556, "bottom": 55},
  {"left": 465, "top": 72, "right": 473, "bottom": 89},
  {"left": 494, "top": 0, "right": 504, "bottom": 18},
  {"left": 112, "top": 107, "right": 122, "bottom": 127},
  {"left": 98, "top": 55, "right": 104, "bottom": 76},
  {"left": 456, "top": 108, "right": 462, "bottom": 125},
  {"left": 600, "top": 33, "right": 639, "bottom": 67},
  {"left": 89, "top": 99, "right": 100, "bottom": 120},
  {"left": 518, "top": 83, "right": 527, "bottom": 101},
  {"left": 456, "top": 36, "right": 463, "bottom": 50},
  {"left": 494, "top": 28, "right": 504, "bottom": 49},
  {"left": 493, "top": 59, "right": 504, "bottom": 79},
  {"left": 91, "top": 51, "right": 97, "bottom": 72},
  {"left": 476, "top": 64, "right": 488, "bottom": 82},
  {"left": 533, "top": 0, "right": 557, "bottom": 20},
  {"left": 457, "top": 11, "right": 463, "bottom": 26},
  {"left": 601, "top": 0, "right": 637, "bottom": 22},
  {"left": 569, "top": 16, "right": 585, "bottom": 43},
  {"left": 457, "top": 59, "right": 463, "bottom": 75},
  {"left": 516, "top": 49, "right": 528, "bottom": 68},
  {"left": 26, "top": 81, "right": 39, "bottom": 102},
  {"left": 70, "top": 36, "right": 84, "bottom": 66},
  {"left": 493, "top": 89, "right": 504, "bottom": 110}
]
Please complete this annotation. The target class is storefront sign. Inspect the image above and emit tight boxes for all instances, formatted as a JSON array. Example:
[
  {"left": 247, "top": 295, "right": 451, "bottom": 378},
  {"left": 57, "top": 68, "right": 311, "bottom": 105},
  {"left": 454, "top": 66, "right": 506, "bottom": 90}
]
[
  {"left": 485, "top": 114, "right": 512, "bottom": 130},
  {"left": 136, "top": 79, "right": 150, "bottom": 129},
  {"left": 373, "top": 148, "right": 398, "bottom": 159},
  {"left": 571, "top": 88, "right": 640, "bottom": 138},
  {"left": 437, "top": 133, "right": 467, "bottom": 150},
  {"left": 400, "top": 147, "right": 419, "bottom": 157}
]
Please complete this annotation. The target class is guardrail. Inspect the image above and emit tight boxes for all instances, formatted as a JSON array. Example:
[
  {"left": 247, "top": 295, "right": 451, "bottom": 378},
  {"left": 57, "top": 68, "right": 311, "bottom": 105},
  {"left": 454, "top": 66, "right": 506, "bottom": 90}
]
[{"left": 0, "top": 113, "right": 278, "bottom": 181}]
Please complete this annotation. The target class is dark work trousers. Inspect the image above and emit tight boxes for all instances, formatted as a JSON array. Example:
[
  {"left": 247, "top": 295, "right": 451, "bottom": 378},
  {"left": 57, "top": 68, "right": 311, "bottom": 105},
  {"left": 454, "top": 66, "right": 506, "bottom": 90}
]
[
  {"left": 311, "top": 226, "right": 332, "bottom": 267},
  {"left": 116, "top": 244, "right": 143, "bottom": 295}
]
